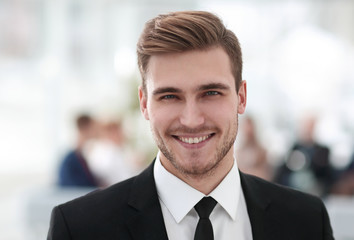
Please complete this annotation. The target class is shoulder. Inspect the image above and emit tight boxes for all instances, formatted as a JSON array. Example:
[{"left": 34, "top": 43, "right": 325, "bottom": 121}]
[
  {"left": 241, "top": 173, "right": 334, "bottom": 239},
  {"left": 61, "top": 150, "right": 79, "bottom": 164},
  {"left": 50, "top": 163, "right": 158, "bottom": 238},
  {"left": 56, "top": 161, "right": 156, "bottom": 218},
  {"left": 51, "top": 176, "right": 138, "bottom": 237},
  {"left": 49, "top": 176, "right": 141, "bottom": 239},
  {"left": 58, "top": 176, "right": 136, "bottom": 212},
  {"left": 241, "top": 172, "right": 325, "bottom": 212}
]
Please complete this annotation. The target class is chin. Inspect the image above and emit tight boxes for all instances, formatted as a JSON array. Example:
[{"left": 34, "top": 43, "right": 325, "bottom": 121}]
[{"left": 178, "top": 158, "right": 217, "bottom": 175}]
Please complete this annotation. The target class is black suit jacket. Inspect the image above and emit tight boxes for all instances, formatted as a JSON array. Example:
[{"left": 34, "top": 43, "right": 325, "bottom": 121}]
[{"left": 48, "top": 161, "right": 334, "bottom": 240}]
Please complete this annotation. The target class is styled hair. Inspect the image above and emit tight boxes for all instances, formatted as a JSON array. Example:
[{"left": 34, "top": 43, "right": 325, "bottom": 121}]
[{"left": 137, "top": 11, "right": 243, "bottom": 93}]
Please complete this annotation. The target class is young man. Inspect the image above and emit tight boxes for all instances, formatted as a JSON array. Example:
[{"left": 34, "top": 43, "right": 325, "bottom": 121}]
[
  {"left": 48, "top": 11, "right": 334, "bottom": 240},
  {"left": 58, "top": 114, "right": 99, "bottom": 187}
]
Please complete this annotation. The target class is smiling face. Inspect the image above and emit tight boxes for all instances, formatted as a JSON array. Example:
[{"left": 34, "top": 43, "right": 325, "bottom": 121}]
[{"left": 139, "top": 46, "right": 246, "bottom": 181}]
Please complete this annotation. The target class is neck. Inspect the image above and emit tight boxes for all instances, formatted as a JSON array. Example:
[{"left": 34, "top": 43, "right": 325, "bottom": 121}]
[
  {"left": 184, "top": 162, "right": 234, "bottom": 195},
  {"left": 160, "top": 150, "right": 235, "bottom": 195}
]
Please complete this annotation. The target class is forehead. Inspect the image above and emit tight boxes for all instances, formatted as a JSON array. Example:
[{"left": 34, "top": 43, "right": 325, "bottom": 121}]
[{"left": 145, "top": 47, "right": 235, "bottom": 91}]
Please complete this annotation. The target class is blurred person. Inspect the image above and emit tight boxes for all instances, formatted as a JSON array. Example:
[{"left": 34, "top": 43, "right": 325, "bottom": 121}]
[
  {"left": 330, "top": 151, "right": 354, "bottom": 195},
  {"left": 57, "top": 114, "right": 99, "bottom": 187},
  {"left": 236, "top": 116, "right": 272, "bottom": 180},
  {"left": 85, "top": 120, "right": 140, "bottom": 187},
  {"left": 274, "top": 115, "right": 337, "bottom": 197},
  {"left": 347, "top": 152, "right": 354, "bottom": 171},
  {"left": 48, "top": 11, "right": 333, "bottom": 240}
]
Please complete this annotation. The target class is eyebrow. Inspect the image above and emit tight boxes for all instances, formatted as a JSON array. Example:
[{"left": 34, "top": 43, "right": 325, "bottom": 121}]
[
  {"left": 152, "top": 87, "right": 182, "bottom": 96},
  {"left": 197, "top": 83, "right": 230, "bottom": 91},
  {"left": 152, "top": 82, "right": 230, "bottom": 96}
]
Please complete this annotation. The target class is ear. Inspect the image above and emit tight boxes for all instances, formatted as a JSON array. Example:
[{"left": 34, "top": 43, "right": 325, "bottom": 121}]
[
  {"left": 237, "top": 80, "right": 247, "bottom": 114},
  {"left": 138, "top": 86, "right": 150, "bottom": 120}
]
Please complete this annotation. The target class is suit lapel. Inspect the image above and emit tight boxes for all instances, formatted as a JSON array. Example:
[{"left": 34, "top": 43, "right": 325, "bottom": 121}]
[
  {"left": 240, "top": 172, "right": 280, "bottom": 240},
  {"left": 124, "top": 163, "right": 282, "bottom": 240},
  {"left": 126, "top": 161, "right": 169, "bottom": 240}
]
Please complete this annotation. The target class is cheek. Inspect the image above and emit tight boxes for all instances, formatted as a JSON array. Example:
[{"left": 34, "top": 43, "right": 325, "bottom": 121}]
[
  {"left": 203, "top": 102, "right": 237, "bottom": 121},
  {"left": 149, "top": 106, "right": 176, "bottom": 129}
]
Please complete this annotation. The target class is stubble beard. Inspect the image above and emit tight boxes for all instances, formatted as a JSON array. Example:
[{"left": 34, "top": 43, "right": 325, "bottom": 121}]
[{"left": 152, "top": 118, "right": 238, "bottom": 179}]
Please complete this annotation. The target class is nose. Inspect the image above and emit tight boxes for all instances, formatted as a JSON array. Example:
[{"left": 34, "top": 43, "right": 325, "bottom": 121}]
[{"left": 179, "top": 101, "right": 205, "bottom": 129}]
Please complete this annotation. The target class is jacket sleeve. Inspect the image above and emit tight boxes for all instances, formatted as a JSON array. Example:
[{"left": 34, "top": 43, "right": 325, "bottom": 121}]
[
  {"left": 321, "top": 201, "right": 334, "bottom": 240},
  {"left": 47, "top": 206, "right": 72, "bottom": 240}
]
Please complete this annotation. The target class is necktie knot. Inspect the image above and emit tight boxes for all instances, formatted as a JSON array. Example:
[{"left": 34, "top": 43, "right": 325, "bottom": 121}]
[
  {"left": 194, "top": 197, "right": 217, "bottom": 219},
  {"left": 194, "top": 197, "right": 217, "bottom": 240}
]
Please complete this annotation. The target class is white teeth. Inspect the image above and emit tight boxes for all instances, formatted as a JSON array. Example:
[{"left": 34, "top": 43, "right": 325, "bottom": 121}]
[{"left": 178, "top": 135, "right": 211, "bottom": 144}]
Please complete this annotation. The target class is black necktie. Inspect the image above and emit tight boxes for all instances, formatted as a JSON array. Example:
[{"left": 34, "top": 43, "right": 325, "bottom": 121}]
[{"left": 194, "top": 197, "right": 217, "bottom": 240}]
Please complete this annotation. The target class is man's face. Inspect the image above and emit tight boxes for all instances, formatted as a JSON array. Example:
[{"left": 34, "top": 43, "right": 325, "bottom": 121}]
[{"left": 139, "top": 46, "right": 246, "bottom": 179}]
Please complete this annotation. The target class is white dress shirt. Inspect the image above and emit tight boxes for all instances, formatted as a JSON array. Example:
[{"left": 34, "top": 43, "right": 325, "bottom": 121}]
[{"left": 154, "top": 152, "right": 253, "bottom": 240}]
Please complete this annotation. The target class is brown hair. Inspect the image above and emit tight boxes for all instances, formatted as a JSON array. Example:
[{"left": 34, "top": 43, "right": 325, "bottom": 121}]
[
  {"left": 76, "top": 114, "right": 93, "bottom": 131},
  {"left": 137, "top": 11, "right": 243, "bottom": 93}
]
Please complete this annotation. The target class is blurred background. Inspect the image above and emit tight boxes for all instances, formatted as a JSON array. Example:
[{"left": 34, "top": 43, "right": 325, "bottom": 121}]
[{"left": 1, "top": 0, "right": 354, "bottom": 239}]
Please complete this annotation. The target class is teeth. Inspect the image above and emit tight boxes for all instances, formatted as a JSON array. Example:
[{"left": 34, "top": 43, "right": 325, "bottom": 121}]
[{"left": 179, "top": 135, "right": 211, "bottom": 144}]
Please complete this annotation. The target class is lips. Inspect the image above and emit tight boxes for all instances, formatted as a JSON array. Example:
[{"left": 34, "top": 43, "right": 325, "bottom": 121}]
[{"left": 174, "top": 134, "right": 213, "bottom": 144}]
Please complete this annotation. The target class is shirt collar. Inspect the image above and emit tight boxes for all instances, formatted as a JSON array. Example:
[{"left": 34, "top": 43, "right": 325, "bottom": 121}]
[{"left": 154, "top": 152, "right": 241, "bottom": 223}]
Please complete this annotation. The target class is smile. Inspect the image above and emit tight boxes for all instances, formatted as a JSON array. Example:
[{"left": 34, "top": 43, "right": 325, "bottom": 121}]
[{"left": 177, "top": 134, "right": 213, "bottom": 144}]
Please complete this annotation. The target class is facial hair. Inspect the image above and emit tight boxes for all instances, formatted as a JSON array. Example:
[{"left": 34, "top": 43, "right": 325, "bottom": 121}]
[{"left": 152, "top": 116, "right": 238, "bottom": 178}]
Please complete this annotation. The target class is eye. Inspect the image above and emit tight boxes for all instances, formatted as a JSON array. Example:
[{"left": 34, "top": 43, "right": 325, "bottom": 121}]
[
  {"left": 205, "top": 91, "right": 220, "bottom": 96},
  {"left": 160, "top": 94, "right": 177, "bottom": 100}
]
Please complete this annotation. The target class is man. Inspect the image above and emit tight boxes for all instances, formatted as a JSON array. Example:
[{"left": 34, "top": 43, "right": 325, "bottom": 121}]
[
  {"left": 87, "top": 120, "right": 139, "bottom": 187},
  {"left": 58, "top": 114, "right": 99, "bottom": 187},
  {"left": 48, "top": 11, "right": 334, "bottom": 240},
  {"left": 274, "top": 115, "right": 337, "bottom": 197}
]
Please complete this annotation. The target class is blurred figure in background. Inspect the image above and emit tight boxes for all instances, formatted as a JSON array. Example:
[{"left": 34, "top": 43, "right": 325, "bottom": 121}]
[
  {"left": 85, "top": 119, "right": 140, "bottom": 187},
  {"left": 236, "top": 115, "right": 272, "bottom": 180},
  {"left": 347, "top": 153, "right": 354, "bottom": 171},
  {"left": 330, "top": 151, "right": 354, "bottom": 195},
  {"left": 274, "top": 115, "right": 337, "bottom": 197},
  {"left": 57, "top": 114, "right": 99, "bottom": 187}
]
